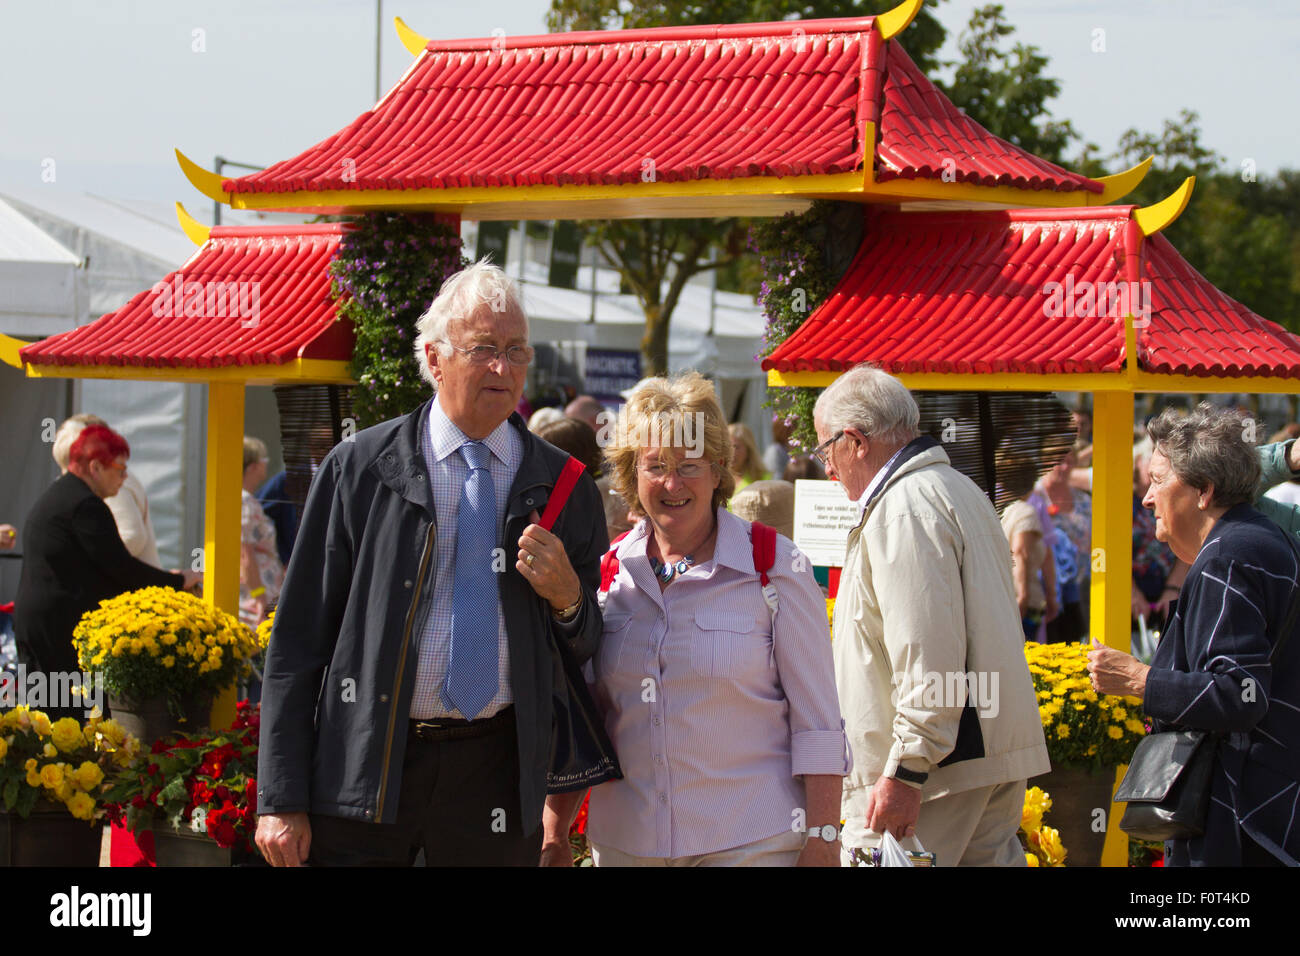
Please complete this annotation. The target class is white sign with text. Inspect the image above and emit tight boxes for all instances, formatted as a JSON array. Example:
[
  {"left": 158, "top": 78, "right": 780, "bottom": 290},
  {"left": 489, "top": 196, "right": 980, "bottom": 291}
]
[{"left": 792, "top": 479, "right": 861, "bottom": 567}]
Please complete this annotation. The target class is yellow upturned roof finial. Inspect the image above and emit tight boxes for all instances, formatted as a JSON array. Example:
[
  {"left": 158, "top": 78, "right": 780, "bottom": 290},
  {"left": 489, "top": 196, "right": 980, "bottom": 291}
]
[
  {"left": 877, "top": 0, "right": 924, "bottom": 40},
  {"left": 175, "top": 150, "right": 229, "bottom": 205},
  {"left": 1134, "top": 177, "right": 1196, "bottom": 236},
  {"left": 1093, "top": 156, "right": 1153, "bottom": 205},
  {"left": 394, "top": 17, "right": 429, "bottom": 56},
  {"left": 175, "top": 203, "right": 211, "bottom": 246}
]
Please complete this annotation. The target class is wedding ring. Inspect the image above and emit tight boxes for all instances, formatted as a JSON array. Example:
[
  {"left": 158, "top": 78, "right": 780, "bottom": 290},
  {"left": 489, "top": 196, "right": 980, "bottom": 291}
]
[{"left": 525, "top": 553, "right": 535, "bottom": 567}]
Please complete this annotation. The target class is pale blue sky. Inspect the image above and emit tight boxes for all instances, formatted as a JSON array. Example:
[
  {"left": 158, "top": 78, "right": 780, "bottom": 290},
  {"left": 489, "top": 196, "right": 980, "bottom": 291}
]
[{"left": 1, "top": 0, "right": 1294, "bottom": 204}]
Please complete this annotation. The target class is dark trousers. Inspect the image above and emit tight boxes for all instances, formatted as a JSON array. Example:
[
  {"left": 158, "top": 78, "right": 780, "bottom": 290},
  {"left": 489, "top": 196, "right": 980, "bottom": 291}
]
[{"left": 308, "top": 713, "right": 542, "bottom": 867}]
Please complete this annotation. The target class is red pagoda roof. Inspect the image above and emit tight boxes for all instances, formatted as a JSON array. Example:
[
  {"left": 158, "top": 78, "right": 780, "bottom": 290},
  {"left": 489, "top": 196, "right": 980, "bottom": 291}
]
[
  {"left": 20, "top": 223, "right": 352, "bottom": 370},
  {"left": 874, "top": 43, "right": 1099, "bottom": 193},
  {"left": 221, "top": 17, "right": 1099, "bottom": 198},
  {"left": 761, "top": 207, "right": 1300, "bottom": 379}
]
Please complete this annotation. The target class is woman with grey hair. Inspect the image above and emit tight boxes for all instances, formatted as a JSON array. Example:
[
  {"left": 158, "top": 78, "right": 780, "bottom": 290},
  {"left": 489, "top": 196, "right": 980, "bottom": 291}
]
[{"left": 1089, "top": 403, "right": 1300, "bottom": 866}]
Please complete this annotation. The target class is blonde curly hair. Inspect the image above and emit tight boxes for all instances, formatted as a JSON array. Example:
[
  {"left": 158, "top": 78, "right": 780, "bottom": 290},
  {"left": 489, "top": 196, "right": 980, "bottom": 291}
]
[{"left": 603, "top": 371, "right": 734, "bottom": 517}]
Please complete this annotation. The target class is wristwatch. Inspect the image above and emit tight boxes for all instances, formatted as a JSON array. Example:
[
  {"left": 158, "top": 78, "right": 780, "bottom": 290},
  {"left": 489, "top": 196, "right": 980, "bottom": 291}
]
[
  {"left": 806, "top": 824, "right": 840, "bottom": 843},
  {"left": 552, "top": 593, "right": 583, "bottom": 623}
]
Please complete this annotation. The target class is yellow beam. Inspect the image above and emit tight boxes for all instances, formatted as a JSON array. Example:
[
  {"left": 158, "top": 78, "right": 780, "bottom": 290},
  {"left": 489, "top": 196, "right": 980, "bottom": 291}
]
[
  {"left": 175, "top": 202, "right": 211, "bottom": 246},
  {"left": 1090, "top": 389, "right": 1135, "bottom": 868},
  {"left": 176, "top": 149, "right": 231, "bottom": 205},
  {"left": 204, "top": 382, "right": 245, "bottom": 729},
  {"left": 394, "top": 16, "right": 428, "bottom": 56},
  {"left": 212, "top": 170, "right": 865, "bottom": 217},
  {"left": 0, "top": 333, "right": 27, "bottom": 369},
  {"left": 22, "top": 358, "right": 355, "bottom": 386},
  {"left": 876, "top": 0, "right": 924, "bottom": 40},
  {"left": 1133, "top": 177, "right": 1195, "bottom": 236},
  {"left": 768, "top": 368, "right": 1300, "bottom": 395},
  {"left": 1094, "top": 156, "right": 1153, "bottom": 205},
  {"left": 861, "top": 177, "right": 1109, "bottom": 209}
]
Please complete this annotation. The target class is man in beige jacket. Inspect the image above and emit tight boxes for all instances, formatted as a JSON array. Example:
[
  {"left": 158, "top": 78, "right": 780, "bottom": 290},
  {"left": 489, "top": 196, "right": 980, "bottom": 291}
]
[{"left": 813, "top": 366, "right": 1049, "bottom": 866}]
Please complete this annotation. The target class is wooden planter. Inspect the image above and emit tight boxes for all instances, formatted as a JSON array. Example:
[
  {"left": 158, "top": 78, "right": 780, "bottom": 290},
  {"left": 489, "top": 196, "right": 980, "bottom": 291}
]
[
  {"left": 152, "top": 827, "right": 258, "bottom": 867},
  {"left": 107, "top": 691, "right": 214, "bottom": 745},
  {"left": 1030, "top": 766, "right": 1116, "bottom": 867},
  {"left": 0, "top": 806, "right": 102, "bottom": 867}
]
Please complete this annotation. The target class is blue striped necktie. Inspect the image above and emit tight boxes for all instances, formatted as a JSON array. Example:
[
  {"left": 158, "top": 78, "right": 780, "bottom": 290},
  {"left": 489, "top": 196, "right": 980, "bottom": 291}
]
[{"left": 441, "top": 440, "right": 499, "bottom": 719}]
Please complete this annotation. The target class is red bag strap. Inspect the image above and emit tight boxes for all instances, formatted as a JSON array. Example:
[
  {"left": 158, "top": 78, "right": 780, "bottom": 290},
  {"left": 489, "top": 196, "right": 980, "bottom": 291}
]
[
  {"left": 751, "top": 521, "right": 776, "bottom": 586},
  {"left": 537, "top": 456, "right": 587, "bottom": 532}
]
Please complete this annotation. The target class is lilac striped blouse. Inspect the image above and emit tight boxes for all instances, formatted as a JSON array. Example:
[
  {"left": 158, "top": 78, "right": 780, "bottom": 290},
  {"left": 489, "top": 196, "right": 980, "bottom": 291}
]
[{"left": 587, "top": 507, "right": 851, "bottom": 858}]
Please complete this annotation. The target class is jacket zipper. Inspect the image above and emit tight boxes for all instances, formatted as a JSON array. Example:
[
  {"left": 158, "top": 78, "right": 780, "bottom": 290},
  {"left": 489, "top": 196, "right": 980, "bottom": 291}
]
[{"left": 376, "top": 520, "right": 437, "bottom": 820}]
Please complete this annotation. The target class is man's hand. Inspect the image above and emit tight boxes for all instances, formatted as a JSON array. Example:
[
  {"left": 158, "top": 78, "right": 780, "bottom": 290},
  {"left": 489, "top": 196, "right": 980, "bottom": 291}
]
[
  {"left": 539, "top": 841, "right": 574, "bottom": 867},
  {"left": 517, "top": 510, "right": 581, "bottom": 612},
  {"left": 1288, "top": 438, "right": 1300, "bottom": 474},
  {"left": 865, "top": 774, "right": 922, "bottom": 840},
  {"left": 540, "top": 790, "right": 585, "bottom": 867},
  {"left": 256, "top": 812, "right": 311, "bottom": 867}
]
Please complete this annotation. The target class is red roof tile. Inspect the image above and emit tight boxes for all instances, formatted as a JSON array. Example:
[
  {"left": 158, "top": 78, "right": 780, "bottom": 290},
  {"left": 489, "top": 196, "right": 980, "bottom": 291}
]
[
  {"left": 873, "top": 43, "right": 1100, "bottom": 193},
  {"left": 20, "top": 223, "right": 352, "bottom": 369},
  {"left": 762, "top": 207, "right": 1300, "bottom": 379},
  {"left": 223, "top": 17, "right": 1099, "bottom": 198}
]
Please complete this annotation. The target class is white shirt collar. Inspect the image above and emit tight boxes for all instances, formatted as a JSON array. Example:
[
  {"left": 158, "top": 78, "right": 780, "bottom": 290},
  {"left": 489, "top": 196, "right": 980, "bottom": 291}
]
[{"left": 428, "top": 393, "right": 512, "bottom": 464}]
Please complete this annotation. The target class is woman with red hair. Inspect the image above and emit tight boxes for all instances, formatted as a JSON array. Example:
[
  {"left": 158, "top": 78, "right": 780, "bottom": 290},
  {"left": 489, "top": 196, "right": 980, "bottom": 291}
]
[{"left": 14, "top": 425, "right": 201, "bottom": 715}]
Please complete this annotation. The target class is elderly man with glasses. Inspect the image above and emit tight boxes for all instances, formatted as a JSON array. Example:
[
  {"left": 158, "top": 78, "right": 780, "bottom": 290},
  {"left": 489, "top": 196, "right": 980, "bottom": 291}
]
[
  {"left": 814, "top": 365, "right": 1049, "bottom": 866},
  {"left": 256, "top": 259, "right": 608, "bottom": 866}
]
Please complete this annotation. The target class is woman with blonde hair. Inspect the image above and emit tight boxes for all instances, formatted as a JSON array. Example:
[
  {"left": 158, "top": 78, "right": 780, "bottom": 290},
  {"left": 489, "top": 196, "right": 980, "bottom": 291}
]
[
  {"left": 728, "top": 422, "right": 769, "bottom": 494},
  {"left": 546, "top": 372, "right": 849, "bottom": 866}
]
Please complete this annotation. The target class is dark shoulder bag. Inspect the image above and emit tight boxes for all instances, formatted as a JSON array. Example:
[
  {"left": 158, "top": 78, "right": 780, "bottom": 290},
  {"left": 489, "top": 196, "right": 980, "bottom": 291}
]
[
  {"left": 536, "top": 457, "right": 623, "bottom": 794},
  {"left": 1115, "top": 531, "right": 1300, "bottom": 841}
]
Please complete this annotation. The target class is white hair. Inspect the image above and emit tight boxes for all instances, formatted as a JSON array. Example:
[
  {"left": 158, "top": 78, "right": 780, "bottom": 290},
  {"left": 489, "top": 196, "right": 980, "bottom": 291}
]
[
  {"left": 814, "top": 364, "right": 920, "bottom": 446},
  {"left": 412, "top": 257, "right": 528, "bottom": 389},
  {"left": 52, "top": 414, "right": 107, "bottom": 471}
]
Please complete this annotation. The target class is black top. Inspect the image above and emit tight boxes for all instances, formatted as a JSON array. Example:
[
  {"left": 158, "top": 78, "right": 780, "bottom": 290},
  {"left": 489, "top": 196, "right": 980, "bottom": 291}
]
[{"left": 13, "top": 472, "right": 184, "bottom": 674}]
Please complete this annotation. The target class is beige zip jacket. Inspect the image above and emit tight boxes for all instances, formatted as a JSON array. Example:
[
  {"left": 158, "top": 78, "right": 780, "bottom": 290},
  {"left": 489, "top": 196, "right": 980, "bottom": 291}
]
[{"left": 833, "top": 440, "right": 1049, "bottom": 837}]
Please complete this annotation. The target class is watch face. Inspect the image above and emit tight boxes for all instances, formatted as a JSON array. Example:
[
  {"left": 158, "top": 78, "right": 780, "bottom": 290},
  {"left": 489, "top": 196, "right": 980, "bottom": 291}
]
[{"left": 819, "top": 826, "right": 837, "bottom": 843}]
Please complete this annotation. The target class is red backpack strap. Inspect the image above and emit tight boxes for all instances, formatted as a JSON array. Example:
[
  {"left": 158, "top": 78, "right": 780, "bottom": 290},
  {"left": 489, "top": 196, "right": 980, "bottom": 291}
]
[
  {"left": 537, "top": 456, "right": 587, "bottom": 532},
  {"left": 751, "top": 521, "right": 777, "bottom": 586}
]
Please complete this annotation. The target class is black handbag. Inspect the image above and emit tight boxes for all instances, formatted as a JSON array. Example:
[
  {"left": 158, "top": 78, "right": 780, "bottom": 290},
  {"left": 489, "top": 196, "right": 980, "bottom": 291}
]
[
  {"left": 1115, "top": 729, "right": 1219, "bottom": 840},
  {"left": 1115, "top": 528, "right": 1300, "bottom": 841},
  {"left": 535, "top": 456, "right": 623, "bottom": 794}
]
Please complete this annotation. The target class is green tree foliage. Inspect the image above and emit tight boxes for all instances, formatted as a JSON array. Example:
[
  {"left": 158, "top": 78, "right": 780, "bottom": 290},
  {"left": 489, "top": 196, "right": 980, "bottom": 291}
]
[
  {"left": 546, "top": 1, "right": 949, "bottom": 375},
  {"left": 1106, "top": 110, "right": 1300, "bottom": 334},
  {"left": 939, "top": 4, "right": 1080, "bottom": 165}
]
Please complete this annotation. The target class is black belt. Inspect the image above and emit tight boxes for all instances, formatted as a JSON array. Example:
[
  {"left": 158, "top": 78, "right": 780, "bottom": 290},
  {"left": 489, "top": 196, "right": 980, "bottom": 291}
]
[{"left": 409, "top": 706, "right": 514, "bottom": 743}]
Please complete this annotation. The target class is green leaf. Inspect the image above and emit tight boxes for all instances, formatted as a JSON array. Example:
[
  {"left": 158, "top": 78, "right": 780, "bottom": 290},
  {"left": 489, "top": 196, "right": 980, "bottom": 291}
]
[{"left": 2, "top": 778, "right": 18, "bottom": 812}]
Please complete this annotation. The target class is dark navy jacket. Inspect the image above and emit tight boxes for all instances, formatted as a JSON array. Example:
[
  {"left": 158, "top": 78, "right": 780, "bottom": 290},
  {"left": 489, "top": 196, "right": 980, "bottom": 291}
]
[
  {"left": 256, "top": 400, "right": 607, "bottom": 828},
  {"left": 1144, "top": 504, "right": 1300, "bottom": 865}
]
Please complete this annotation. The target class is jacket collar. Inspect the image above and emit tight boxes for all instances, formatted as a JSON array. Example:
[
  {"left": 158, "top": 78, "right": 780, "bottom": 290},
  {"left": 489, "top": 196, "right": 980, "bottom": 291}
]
[
  {"left": 370, "top": 396, "right": 557, "bottom": 518},
  {"left": 860, "top": 435, "right": 943, "bottom": 511}
]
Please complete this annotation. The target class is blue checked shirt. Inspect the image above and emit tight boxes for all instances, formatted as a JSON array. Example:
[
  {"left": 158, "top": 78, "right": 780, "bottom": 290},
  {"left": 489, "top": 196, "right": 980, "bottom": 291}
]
[{"left": 409, "top": 396, "right": 522, "bottom": 720}]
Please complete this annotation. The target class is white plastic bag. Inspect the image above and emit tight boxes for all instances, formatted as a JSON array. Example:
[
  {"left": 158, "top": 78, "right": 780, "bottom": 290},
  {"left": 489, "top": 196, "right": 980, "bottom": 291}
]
[{"left": 877, "top": 830, "right": 915, "bottom": 867}]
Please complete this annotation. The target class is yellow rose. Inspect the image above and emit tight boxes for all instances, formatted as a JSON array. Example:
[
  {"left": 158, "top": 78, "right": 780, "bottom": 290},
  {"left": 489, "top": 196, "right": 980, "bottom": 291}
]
[
  {"left": 50, "top": 717, "right": 85, "bottom": 753},
  {"left": 66, "top": 792, "right": 95, "bottom": 820},
  {"left": 26, "top": 768, "right": 42, "bottom": 787},
  {"left": 30, "top": 711, "right": 52, "bottom": 736},
  {"left": 39, "top": 763, "right": 64, "bottom": 788},
  {"left": 43, "top": 742, "right": 58, "bottom": 758},
  {"left": 97, "top": 720, "right": 126, "bottom": 746},
  {"left": 1037, "top": 826, "right": 1067, "bottom": 866},
  {"left": 73, "top": 761, "right": 104, "bottom": 790},
  {"left": 54, "top": 778, "right": 74, "bottom": 802},
  {"left": 24, "top": 757, "right": 37, "bottom": 772},
  {"left": 1025, "top": 852, "right": 1040, "bottom": 867},
  {"left": 0, "top": 736, "right": 7, "bottom": 761}
]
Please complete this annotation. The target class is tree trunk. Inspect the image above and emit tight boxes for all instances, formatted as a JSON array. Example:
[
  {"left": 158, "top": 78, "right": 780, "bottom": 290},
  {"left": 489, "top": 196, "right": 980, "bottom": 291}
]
[{"left": 641, "top": 303, "right": 669, "bottom": 377}]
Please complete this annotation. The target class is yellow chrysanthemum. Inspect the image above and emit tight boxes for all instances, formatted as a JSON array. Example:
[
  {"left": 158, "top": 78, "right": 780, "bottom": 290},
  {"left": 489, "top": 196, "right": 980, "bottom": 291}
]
[
  {"left": 1107, "top": 725, "right": 1124, "bottom": 740},
  {"left": 1126, "top": 719, "right": 1146, "bottom": 735},
  {"left": 1055, "top": 724, "right": 1070, "bottom": 739},
  {"left": 1112, "top": 706, "right": 1128, "bottom": 721}
]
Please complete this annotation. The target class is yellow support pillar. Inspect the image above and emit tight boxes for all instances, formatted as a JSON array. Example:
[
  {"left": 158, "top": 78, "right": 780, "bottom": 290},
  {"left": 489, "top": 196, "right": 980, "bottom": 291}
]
[
  {"left": 203, "top": 382, "right": 246, "bottom": 729},
  {"left": 1091, "top": 388, "right": 1135, "bottom": 867}
]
